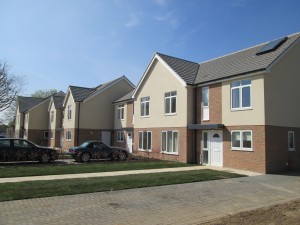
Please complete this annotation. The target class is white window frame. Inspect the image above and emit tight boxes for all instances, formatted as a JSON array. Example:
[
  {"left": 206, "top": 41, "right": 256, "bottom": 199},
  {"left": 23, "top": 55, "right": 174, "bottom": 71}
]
[
  {"left": 231, "top": 79, "right": 252, "bottom": 111},
  {"left": 288, "top": 131, "right": 295, "bottom": 151},
  {"left": 67, "top": 105, "right": 72, "bottom": 120},
  {"left": 117, "top": 131, "right": 124, "bottom": 142},
  {"left": 138, "top": 131, "right": 152, "bottom": 151},
  {"left": 161, "top": 130, "right": 179, "bottom": 155},
  {"left": 50, "top": 111, "right": 54, "bottom": 123},
  {"left": 165, "top": 91, "right": 177, "bottom": 115},
  {"left": 202, "top": 86, "right": 209, "bottom": 121},
  {"left": 44, "top": 131, "right": 49, "bottom": 139},
  {"left": 140, "top": 97, "right": 150, "bottom": 117},
  {"left": 66, "top": 130, "right": 72, "bottom": 141},
  {"left": 231, "top": 130, "right": 253, "bottom": 151},
  {"left": 117, "top": 104, "right": 124, "bottom": 120}
]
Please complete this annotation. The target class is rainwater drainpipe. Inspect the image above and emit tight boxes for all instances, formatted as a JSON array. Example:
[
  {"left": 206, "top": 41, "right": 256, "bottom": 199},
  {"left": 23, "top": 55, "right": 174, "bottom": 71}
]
[
  {"left": 194, "top": 86, "right": 198, "bottom": 164},
  {"left": 77, "top": 101, "right": 81, "bottom": 146}
]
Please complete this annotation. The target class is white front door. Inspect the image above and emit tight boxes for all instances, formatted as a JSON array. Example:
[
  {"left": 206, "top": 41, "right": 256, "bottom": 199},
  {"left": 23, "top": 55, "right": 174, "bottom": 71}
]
[
  {"left": 102, "top": 131, "right": 111, "bottom": 146},
  {"left": 202, "top": 130, "right": 223, "bottom": 166},
  {"left": 126, "top": 132, "right": 133, "bottom": 153}
]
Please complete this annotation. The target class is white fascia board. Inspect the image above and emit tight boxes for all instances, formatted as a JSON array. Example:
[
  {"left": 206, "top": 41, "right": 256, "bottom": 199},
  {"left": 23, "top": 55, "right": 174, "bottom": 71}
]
[
  {"left": 132, "top": 53, "right": 187, "bottom": 98},
  {"left": 48, "top": 97, "right": 54, "bottom": 112},
  {"left": 62, "top": 87, "right": 72, "bottom": 107}
]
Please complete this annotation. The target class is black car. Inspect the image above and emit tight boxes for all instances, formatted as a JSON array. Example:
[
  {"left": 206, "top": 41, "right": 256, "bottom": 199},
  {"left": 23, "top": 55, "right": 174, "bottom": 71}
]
[
  {"left": 0, "top": 138, "right": 58, "bottom": 163},
  {"left": 68, "top": 140, "right": 129, "bottom": 162}
]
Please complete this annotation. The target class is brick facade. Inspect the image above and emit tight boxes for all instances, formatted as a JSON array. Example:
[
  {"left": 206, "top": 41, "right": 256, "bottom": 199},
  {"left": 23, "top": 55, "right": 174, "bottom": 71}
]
[
  {"left": 48, "top": 130, "right": 62, "bottom": 148},
  {"left": 133, "top": 127, "right": 192, "bottom": 163},
  {"left": 27, "top": 129, "right": 48, "bottom": 146}
]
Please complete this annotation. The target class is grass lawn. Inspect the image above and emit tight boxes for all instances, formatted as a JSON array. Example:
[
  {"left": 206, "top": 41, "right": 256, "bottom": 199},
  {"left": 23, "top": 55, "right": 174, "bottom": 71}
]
[
  {"left": 0, "top": 161, "right": 193, "bottom": 178},
  {"left": 0, "top": 169, "right": 244, "bottom": 202}
]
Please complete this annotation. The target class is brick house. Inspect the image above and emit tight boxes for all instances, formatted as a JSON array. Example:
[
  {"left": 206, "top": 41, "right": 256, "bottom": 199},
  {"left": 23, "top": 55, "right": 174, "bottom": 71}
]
[
  {"left": 132, "top": 32, "right": 300, "bottom": 173},
  {"left": 15, "top": 96, "right": 50, "bottom": 146},
  {"left": 62, "top": 75, "right": 135, "bottom": 149},
  {"left": 48, "top": 91, "right": 65, "bottom": 148},
  {"left": 113, "top": 90, "right": 135, "bottom": 153}
]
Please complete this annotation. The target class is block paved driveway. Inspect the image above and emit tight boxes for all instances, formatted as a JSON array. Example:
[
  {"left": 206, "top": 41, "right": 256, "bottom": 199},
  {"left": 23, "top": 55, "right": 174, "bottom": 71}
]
[{"left": 0, "top": 171, "right": 300, "bottom": 225}]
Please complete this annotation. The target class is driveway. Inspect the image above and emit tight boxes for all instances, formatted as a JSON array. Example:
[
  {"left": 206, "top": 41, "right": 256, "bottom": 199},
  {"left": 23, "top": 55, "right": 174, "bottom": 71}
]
[{"left": 0, "top": 171, "right": 299, "bottom": 225}]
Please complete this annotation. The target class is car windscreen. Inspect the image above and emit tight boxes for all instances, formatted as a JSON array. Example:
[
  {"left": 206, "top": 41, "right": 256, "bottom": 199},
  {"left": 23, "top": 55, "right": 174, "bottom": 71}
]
[
  {"left": 0, "top": 140, "right": 10, "bottom": 147},
  {"left": 80, "top": 142, "right": 91, "bottom": 148}
]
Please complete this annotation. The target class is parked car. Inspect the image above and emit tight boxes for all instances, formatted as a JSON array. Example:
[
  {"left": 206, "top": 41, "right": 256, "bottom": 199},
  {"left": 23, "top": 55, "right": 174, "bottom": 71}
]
[
  {"left": 0, "top": 138, "right": 58, "bottom": 163},
  {"left": 0, "top": 135, "right": 6, "bottom": 138},
  {"left": 68, "top": 140, "right": 129, "bottom": 162}
]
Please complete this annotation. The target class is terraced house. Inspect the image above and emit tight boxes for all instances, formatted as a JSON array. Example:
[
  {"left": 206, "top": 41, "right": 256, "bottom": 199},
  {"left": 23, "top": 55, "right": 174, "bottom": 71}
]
[
  {"left": 62, "top": 76, "right": 135, "bottom": 149},
  {"left": 132, "top": 32, "right": 300, "bottom": 173}
]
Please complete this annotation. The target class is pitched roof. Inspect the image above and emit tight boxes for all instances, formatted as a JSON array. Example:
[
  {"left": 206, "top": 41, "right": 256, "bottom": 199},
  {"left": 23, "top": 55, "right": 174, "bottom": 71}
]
[
  {"left": 114, "top": 90, "right": 135, "bottom": 104},
  {"left": 52, "top": 92, "right": 66, "bottom": 109},
  {"left": 18, "top": 96, "right": 44, "bottom": 113},
  {"left": 69, "top": 86, "right": 96, "bottom": 102},
  {"left": 157, "top": 32, "right": 300, "bottom": 85},
  {"left": 156, "top": 53, "right": 199, "bottom": 85}
]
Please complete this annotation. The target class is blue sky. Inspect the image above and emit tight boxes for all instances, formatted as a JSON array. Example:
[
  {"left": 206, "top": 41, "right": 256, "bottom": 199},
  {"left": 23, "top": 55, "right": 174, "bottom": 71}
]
[{"left": 1, "top": 0, "right": 300, "bottom": 96}]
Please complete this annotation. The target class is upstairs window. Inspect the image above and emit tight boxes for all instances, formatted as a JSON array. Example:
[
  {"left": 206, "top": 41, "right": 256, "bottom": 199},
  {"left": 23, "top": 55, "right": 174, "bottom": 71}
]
[
  {"left": 117, "top": 104, "right": 124, "bottom": 120},
  {"left": 50, "top": 111, "right": 54, "bottom": 123},
  {"left": 141, "top": 97, "right": 150, "bottom": 117},
  {"left": 288, "top": 131, "right": 295, "bottom": 151},
  {"left": 231, "top": 80, "right": 251, "bottom": 110},
  {"left": 67, "top": 105, "right": 72, "bottom": 120},
  {"left": 165, "top": 91, "right": 177, "bottom": 115}
]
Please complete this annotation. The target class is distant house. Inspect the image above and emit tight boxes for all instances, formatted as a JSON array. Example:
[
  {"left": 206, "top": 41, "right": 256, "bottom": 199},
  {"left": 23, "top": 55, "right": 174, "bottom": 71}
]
[
  {"left": 62, "top": 75, "right": 135, "bottom": 149},
  {"left": 113, "top": 90, "right": 135, "bottom": 153},
  {"left": 15, "top": 96, "right": 50, "bottom": 146},
  {"left": 132, "top": 32, "right": 300, "bottom": 173},
  {"left": 48, "top": 91, "right": 65, "bottom": 148}
]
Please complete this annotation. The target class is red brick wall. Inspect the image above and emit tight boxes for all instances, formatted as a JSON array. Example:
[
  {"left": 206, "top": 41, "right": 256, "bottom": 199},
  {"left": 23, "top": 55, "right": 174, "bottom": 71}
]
[
  {"left": 133, "top": 127, "right": 190, "bottom": 163},
  {"left": 48, "top": 130, "right": 62, "bottom": 148},
  {"left": 27, "top": 129, "right": 48, "bottom": 146},
  {"left": 265, "top": 126, "right": 300, "bottom": 173},
  {"left": 197, "top": 83, "right": 222, "bottom": 124},
  {"left": 223, "top": 125, "right": 266, "bottom": 173}
]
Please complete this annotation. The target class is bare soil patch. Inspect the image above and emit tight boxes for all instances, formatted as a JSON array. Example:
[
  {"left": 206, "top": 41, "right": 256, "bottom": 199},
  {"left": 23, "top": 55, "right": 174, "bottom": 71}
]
[{"left": 202, "top": 199, "right": 300, "bottom": 225}]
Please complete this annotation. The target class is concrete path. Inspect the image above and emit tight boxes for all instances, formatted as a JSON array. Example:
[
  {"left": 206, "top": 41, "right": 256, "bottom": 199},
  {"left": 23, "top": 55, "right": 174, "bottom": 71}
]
[
  {"left": 0, "top": 165, "right": 260, "bottom": 183},
  {"left": 0, "top": 170, "right": 299, "bottom": 225}
]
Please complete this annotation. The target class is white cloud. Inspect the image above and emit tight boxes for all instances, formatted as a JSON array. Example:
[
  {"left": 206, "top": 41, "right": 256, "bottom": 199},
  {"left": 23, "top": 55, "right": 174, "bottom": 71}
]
[
  {"left": 154, "top": 11, "right": 181, "bottom": 29},
  {"left": 125, "top": 13, "right": 140, "bottom": 28}
]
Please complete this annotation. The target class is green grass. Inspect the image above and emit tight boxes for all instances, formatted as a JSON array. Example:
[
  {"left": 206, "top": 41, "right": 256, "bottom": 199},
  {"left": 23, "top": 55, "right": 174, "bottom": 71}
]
[
  {"left": 0, "top": 169, "right": 244, "bottom": 202},
  {"left": 0, "top": 161, "right": 192, "bottom": 178}
]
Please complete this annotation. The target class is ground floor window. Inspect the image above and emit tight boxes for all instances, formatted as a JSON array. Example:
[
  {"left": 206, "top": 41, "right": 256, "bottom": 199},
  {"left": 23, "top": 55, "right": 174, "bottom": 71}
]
[
  {"left": 288, "top": 131, "right": 295, "bottom": 151},
  {"left": 66, "top": 131, "right": 72, "bottom": 141},
  {"left": 161, "top": 131, "right": 178, "bottom": 154},
  {"left": 231, "top": 130, "right": 252, "bottom": 151},
  {"left": 44, "top": 131, "right": 49, "bottom": 139},
  {"left": 117, "top": 131, "right": 124, "bottom": 142},
  {"left": 138, "top": 131, "right": 152, "bottom": 151}
]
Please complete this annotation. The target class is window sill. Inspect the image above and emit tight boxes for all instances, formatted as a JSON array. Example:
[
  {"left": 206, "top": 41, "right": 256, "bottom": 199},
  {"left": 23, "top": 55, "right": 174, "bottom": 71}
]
[
  {"left": 288, "top": 149, "right": 296, "bottom": 152},
  {"left": 165, "top": 113, "right": 177, "bottom": 116},
  {"left": 231, "top": 107, "right": 253, "bottom": 112},
  {"left": 140, "top": 116, "right": 150, "bottom": 119},
  {"left": 138, "top": 149, "right": 152, "bottom": 152},
  {"left": 117, "top": 141, "right": 124, "bottom": 143},
  {"left": 231, "top": 148, "right": 253, "bottom": 152},
  {"left": 161, "top": 152, "right": 179, "bottom": 156}
]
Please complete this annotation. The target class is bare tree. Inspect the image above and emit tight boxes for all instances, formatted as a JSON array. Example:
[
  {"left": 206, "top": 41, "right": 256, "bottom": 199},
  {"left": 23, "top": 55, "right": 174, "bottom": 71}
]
[
  {"left": 0, "top": 62, "right": 23, "bottom": 112},
  {"left": 31, "top": 89, "right": 58, "bottom": 98}
]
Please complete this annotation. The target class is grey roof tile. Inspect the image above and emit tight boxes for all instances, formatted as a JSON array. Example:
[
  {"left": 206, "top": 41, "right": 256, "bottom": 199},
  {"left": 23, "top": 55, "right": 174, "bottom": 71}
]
[
  {"left": 156, "top": 53, "right": 199, "bottom": 85},
  {"left": 18, "top": 96, "right": 44, "bottom": 113},
  {"left": 69, "top": 86, "right": 96, "bottom": 102},
  {"left": 52, "top": 92, "right": 65, "bottom": 109},
  {"left": 114, "top": 90, "right": 135, "bottom": 103},
  {"left": 157, "top": 32, "right": 300, "bottom": 85}
]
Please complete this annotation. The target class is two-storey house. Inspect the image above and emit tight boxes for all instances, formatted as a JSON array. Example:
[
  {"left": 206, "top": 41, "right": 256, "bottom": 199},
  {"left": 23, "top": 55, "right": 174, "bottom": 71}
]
[
  {"left": 132, "top": 32, "right": 300, "bottom": 173},
  {"left": 62, "top": 75, "right": 135, "bottom": 149}
]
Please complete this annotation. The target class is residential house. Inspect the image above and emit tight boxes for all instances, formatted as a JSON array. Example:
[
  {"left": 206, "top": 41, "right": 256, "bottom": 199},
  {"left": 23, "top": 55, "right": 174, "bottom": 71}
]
[
  {"left": 132, "top": 32, "right": 300, "bottom": 173},
  {"left": 15, "top": 96, "right": 50, "bottom": 146},
  {"left": 113, "top": 90, "right": 135, "bottom": 153},
  {"left": 48, "top": 91, "right": 66, "bottom": 148},
  {"left": 62, "top": 75, "right": 135, "bottom": 149}
]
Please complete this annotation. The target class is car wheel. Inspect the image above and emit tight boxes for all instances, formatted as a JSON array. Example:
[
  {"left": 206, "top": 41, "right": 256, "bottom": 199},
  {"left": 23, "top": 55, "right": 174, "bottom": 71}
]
[
  {"left": 118, "top": 151, "right": 127, "bottom": 161},
  {"left": 39, "top": 153, "right": 50, "bottom": 163},
  {"left": 81, "top": 152, "right": 91, "bottom": 163}
]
